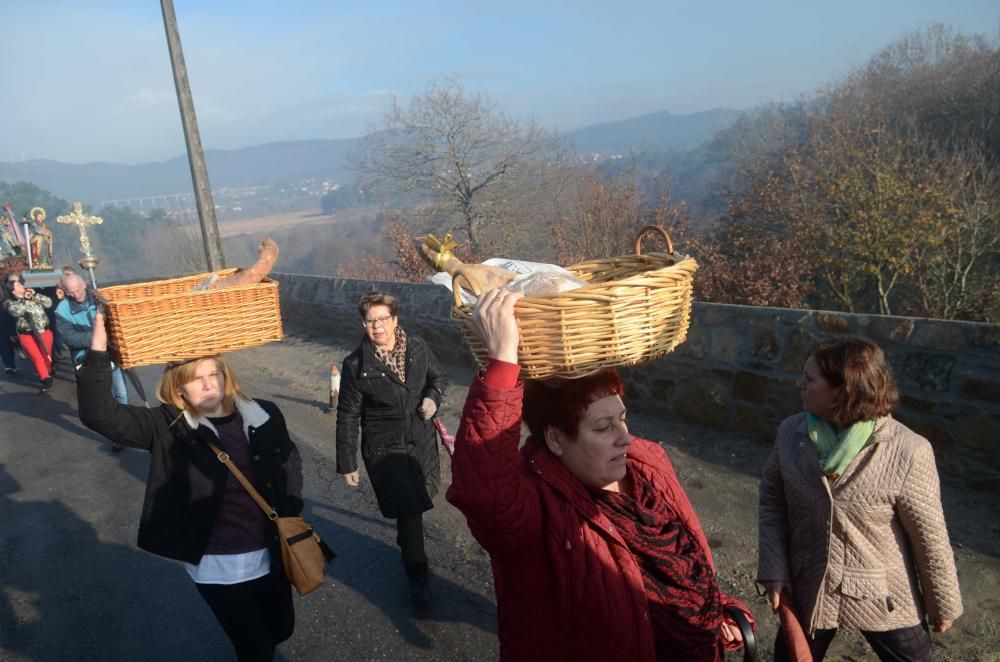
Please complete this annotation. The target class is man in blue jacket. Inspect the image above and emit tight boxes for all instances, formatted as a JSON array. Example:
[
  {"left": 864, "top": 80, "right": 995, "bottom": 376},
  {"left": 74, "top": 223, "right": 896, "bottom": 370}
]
[{"left": 56, "top": 274, "right": 128, "bottom": 450}]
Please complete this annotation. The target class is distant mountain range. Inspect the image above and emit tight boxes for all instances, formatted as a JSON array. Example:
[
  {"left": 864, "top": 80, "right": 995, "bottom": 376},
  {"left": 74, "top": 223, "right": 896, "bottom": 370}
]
[
  {"left": 0, "top": 108, "right": 738, "bottom": 204},
  {"left": 566, "top": 108, "right": 739, "bottom": 154},
  {"left": 0, "top": 139, "right": 357, "bottom": 204}
]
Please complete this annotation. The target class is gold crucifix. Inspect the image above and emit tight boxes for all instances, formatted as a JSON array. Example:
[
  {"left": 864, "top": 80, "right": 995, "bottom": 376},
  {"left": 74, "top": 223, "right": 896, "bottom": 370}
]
[{"left": 57, "top": 202, "right": 103, "bottom": 256}]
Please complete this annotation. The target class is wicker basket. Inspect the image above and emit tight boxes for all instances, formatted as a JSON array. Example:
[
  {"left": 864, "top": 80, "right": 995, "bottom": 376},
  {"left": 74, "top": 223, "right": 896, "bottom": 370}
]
[
  {"left": 451, "top": 226, "right": 697, "bottom": 379},
  {"left": 99, "top": 269, "right": 283, "bottom": 369}
]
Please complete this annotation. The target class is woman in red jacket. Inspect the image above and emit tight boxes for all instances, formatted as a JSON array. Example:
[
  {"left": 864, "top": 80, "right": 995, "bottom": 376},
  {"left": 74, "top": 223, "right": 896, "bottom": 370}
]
[{"left": 447, "top": 289, "right": 754, "bottom": 661}]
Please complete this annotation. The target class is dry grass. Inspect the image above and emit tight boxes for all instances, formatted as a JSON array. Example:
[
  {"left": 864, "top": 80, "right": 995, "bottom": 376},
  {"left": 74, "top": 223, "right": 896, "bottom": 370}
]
[{"left": 217, "top": 208, "right": 334, "bottom": 237}]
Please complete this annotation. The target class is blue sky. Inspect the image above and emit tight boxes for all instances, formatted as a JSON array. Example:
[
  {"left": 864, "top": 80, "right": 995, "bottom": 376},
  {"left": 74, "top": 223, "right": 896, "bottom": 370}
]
[{"left": 2, "top": 0, "right": 997, "bottom": 164}]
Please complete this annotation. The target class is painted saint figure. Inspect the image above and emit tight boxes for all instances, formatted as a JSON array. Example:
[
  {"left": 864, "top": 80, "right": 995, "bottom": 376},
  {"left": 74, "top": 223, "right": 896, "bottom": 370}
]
[{"left": 29, "top": 207, "right": 54, "bottom": 269}]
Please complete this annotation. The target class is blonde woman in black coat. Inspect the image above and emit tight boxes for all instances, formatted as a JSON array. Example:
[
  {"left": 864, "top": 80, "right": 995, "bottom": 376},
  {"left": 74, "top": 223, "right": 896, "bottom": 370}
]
[
  {"left": 336, "top": 291, "right": 445, "bottom": 604},
  {"left": 77, "top": 312, "right": 302, "bottom": 662}
]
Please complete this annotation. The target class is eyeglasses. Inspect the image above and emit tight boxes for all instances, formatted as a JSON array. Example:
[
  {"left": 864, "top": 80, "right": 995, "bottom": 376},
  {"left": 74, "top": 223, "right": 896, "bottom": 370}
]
[{"left": 362, "top": 315, "right": 394, "bottom": 328}]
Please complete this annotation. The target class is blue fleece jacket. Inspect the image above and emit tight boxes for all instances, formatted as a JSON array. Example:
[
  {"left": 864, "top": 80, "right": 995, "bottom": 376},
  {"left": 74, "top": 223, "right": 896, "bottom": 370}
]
[{"left": 54, "top": 291, "right": 97, "bottom": 364}]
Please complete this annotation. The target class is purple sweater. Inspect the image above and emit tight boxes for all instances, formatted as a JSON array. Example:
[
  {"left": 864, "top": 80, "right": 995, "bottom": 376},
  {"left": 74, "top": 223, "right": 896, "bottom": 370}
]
[{"left": 204, "top": 412, "right": 271, "bottom": 554}]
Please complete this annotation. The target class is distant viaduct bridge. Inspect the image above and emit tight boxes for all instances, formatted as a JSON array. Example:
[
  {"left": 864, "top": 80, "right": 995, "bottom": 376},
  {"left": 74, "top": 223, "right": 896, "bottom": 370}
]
[{"left": 98, "top": 192, "right": 195, "bottom": 209}]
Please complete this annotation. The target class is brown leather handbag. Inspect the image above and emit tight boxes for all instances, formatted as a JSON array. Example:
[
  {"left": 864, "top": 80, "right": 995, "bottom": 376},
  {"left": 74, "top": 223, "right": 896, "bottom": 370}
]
[
  {"left": 778, "top": 592, "right": 813, "bottom": 662},
  {"left": 206, "top": 440, "right": 334, "bottom": 596}
]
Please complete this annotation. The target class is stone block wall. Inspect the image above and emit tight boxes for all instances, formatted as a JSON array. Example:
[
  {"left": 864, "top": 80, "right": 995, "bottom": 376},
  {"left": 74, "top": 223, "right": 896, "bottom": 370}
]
[
  {"left": 617, "top": 305, "right": 1000, "bottom": 491},
  {"left": 276, "top": 273, "right": 1000, "bottom": 490},
  {"left": 275, "top": 273, "right": 476, "bottom": 364}
]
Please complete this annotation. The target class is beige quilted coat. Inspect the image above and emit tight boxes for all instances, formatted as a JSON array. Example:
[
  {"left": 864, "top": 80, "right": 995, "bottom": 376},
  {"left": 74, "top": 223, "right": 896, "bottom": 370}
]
[{"left": 757, "top": 413, "right": 962, "bottom": 633}]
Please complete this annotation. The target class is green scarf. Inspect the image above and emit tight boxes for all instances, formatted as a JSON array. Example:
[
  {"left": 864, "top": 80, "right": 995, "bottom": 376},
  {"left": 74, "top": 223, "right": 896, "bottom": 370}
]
[{"left": 807, "top": 414, "right": 876, "bottom": 479}]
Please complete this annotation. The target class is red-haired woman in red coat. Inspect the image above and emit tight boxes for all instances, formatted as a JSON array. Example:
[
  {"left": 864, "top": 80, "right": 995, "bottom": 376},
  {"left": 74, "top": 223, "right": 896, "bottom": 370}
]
[{"left": 447, "top": 289, "right": 754, "bottom": 662}]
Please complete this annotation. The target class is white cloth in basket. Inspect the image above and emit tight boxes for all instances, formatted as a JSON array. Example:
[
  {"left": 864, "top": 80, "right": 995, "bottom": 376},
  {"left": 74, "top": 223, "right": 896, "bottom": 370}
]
[{"left": 430, "top": 258, "right": 584, "bottom": 304}]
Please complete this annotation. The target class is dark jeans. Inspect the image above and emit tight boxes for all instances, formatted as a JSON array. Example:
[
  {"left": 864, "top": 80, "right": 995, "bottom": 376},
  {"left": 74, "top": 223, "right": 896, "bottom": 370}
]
[
  {"left": 0, "top": 332, "right": 14, "bottom": 369},
  {"left": 0, "top": 314, "right": 16, "bottom": 370},
  {"left": 397, "top": 512, "right": 427, "bottom": 567},
  {"left": 195, "top": 571, "right": 295, "bottom": 662},
  {"left": 774, "top": 623, "right": 935, "bottom": 662},
  {"left": 50, "top": 325, "right": 62, "bottom": 355}
]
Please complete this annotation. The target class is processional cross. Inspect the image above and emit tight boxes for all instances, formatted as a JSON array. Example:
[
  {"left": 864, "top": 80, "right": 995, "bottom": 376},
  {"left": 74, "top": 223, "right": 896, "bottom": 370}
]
[{"left": 57, "top": 202, "right": 104, "bottom": 286}]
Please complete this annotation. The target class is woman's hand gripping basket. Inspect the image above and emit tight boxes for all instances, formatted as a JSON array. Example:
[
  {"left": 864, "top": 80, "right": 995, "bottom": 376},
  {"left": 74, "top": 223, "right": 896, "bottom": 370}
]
[
  {"left": 451, "top": 226, "right": 697, "bottom": 379},
  {"left": 99, "top": 268, "right": 283, "bottom": 369}
]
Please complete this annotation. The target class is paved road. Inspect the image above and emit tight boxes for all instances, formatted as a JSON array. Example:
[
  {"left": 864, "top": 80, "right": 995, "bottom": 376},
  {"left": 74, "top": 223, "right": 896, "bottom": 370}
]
[
  {"left": 0, "top": 338, "right": 498, "bottom": 662},
  {"left": 1, "top": 329, "right": 997, "bottom": 661}
]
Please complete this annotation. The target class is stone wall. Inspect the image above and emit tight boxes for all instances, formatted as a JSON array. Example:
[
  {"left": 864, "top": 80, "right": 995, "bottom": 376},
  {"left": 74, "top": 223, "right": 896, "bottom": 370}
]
[
  {"left": 276, "top": 273, "right": 1000, "bottom": 490},
  {"left": 275, "top": 273, "right": 473, "bottom": 357},
  {"left": 618, "top": 304, "right": 1000, "bottom": 491}
]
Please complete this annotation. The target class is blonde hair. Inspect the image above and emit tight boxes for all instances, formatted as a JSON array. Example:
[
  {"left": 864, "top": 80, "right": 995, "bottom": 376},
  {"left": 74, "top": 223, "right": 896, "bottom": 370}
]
[{"left": 156, "top": 355, "right": 244, "bottom": 414}]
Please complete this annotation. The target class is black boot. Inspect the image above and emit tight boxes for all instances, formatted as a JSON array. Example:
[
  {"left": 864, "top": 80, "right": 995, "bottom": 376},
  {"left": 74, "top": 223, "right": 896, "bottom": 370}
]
[
  {"left": 39, "top": 376, "right": 53, "bottom": 392},
  {"left": 405, "top": 563, "right": 431, "bottom": 605}
]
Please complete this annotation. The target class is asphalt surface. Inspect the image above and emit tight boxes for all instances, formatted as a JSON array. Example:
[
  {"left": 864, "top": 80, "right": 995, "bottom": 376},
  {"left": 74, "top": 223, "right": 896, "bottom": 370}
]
[
  {"left": 1, "top": 327, "right": 997, "bottom": 661},
  {"left": 0, "top": 338, "right": 498, "bottom": 662}
]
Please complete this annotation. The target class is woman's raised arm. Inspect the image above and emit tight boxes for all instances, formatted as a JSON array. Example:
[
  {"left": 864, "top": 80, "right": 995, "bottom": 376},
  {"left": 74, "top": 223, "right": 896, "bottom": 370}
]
[
  {"left": 447, "top": 290, "right": 544, "bottom": 557},
  {"left": 77, "top": 311, "right": 159, "bottom": 451}
]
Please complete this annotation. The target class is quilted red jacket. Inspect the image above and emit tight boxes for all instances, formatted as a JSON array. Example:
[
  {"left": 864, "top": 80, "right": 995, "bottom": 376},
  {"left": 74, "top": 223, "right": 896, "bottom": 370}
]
[{"left": 447, "top": 374, "right": 751, "bottom": 661}]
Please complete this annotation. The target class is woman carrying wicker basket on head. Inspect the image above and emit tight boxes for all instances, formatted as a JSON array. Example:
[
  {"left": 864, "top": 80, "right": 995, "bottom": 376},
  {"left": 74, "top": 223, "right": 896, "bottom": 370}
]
[
  {"left": 447, "top": 288, "right": 755, "bottom": 662},
  {"left": 76, "top": 310, "right": 303, "bottom": 662},
  {"left": 758, "top": 337, "right": 962, "bottom": 661},
  {"left": 336, "top": 291, "right": 446, "bottom": 605}
]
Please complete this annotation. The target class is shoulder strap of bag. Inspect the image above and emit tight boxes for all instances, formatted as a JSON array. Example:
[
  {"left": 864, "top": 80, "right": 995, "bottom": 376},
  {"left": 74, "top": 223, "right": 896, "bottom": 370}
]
[{"left": 203, "top": 439, "right": 277, "bottom": 521}]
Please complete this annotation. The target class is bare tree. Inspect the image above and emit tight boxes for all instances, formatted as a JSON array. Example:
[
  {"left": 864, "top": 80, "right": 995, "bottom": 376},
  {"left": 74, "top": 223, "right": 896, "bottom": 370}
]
[
  {"left": 550, "top": 167, "right": 646, "bottom": 265},
  {"left": 336, "top": 212, "right": 473, "bottom": 282},
  {"left": 690, "top": 26, "right": 1000, "bottom": 320},
  {"left": 913, "top": 145, "right": 1000, "bottom": 319},
  {"left": 137, "top": 209, "right": 209, "bottom": 277},
  {"left": 349, "top": 77, "right": 550, "bottom": 256}
]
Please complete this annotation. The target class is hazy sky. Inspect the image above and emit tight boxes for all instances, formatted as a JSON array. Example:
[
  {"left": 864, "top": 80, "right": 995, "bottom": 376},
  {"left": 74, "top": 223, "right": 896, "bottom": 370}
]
[{"left": 2, "top": 0, "right": 997, "bottom": 164}]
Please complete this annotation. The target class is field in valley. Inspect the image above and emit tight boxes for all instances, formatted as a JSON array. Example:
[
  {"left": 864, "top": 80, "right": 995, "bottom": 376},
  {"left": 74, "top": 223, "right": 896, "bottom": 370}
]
[{"left": 217, "top": 208, "right": 333, "bottom": 237}]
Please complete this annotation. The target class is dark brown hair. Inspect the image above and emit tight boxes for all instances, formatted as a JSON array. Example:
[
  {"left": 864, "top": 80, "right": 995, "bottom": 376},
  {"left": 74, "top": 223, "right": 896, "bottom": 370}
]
[
  {"left": 810, "top": 336, "right": 900, "bottom": 424},
  {"left": 523, "top": 370, "right": 625, "bottom": 441},
  {"left": 358, "top": 291, "right": 399, "bottom": 318}
]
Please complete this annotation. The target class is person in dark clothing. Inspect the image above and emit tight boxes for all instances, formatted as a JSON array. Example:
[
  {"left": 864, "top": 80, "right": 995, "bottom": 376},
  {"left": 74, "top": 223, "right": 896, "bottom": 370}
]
[
  {"left": 336, "top": 291, "right": 445, "bottom": 604},
  {"left": 77, "top": 311, "right": 302, "bottom": 662},
  {"left": 0, "top": 289, "right": 18, "bottom": 374}
]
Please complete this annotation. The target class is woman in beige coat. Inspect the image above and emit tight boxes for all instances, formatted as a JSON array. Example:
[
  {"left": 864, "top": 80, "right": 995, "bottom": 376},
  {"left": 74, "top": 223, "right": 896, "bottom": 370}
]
[{"left": 758, "top": 336, "right": 961, "bottom": 661}]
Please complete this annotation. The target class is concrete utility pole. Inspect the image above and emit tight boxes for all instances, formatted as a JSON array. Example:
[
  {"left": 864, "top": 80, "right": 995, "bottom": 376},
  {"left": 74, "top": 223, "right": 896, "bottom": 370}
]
[{"left": 160, "top": 0, "right": 225, "bottom": 270}]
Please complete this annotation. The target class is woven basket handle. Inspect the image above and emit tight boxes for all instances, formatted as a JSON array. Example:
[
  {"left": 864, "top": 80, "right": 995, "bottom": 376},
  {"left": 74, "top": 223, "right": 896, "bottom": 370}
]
[
  {"left": 634, "top": 225, "right": 674, "bottom": 255},
  {"left": 451, "top": 267, "right": 485, "bottom": 307}
]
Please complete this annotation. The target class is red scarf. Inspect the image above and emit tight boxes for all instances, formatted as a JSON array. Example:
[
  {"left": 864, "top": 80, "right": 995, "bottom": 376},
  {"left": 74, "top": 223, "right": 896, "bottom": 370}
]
[{"left": 594, "top": 470, "right": 724, "bottom": 661}]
